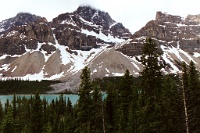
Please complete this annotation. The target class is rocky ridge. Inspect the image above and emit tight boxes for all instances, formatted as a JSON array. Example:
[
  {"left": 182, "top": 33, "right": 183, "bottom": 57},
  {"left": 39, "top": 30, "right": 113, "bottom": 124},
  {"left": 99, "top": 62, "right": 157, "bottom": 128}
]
[{"left": 117, "top": 11, "right": 200, "bottom": 72}]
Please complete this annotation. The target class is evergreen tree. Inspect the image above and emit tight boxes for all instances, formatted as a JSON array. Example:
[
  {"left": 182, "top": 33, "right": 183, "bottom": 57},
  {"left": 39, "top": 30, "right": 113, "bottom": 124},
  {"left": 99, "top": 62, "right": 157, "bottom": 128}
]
[
  {"left": 66, "top": 97, "right": 73, "bottom": 116},
  {"left": 118, "top": 69, "right": 133, "bottom": 132},
  {"left": 105, "top": 83, "right": 116, "bottom": 133},
  {"left": 162, "top": 75, "right": 185, "bottom": 133},
  {"left": 12, "top": 94, "right": 17, "bottom": 120},
  {"left": 75, "top": 66, "right": 93, "bottom": 133},
  {"left": 1, "top": 105, "right": 15, "bottom": 133},
  {"left": 138, "top": 38, "right": 166, "bottom": 132},
  {"left": 64, "top": 98, "right": 75, "bottom": 133},
  {"left": 0, "top": 101, "right": 3, "bottom": 124},
  {"left": 90, "top": 86, "right": 103, "bottom": 133},
  {"left": 42, "top": 122, "right": 52, "bottom": 133},
  {"left": 188, "top": 61, "right": 200, "bottom": 132},
  {"left": 30, "top": 93, "right": 43, "bottom": 133},
  {"left": 127, "top": 86, "right": 139, "bottom": 133}
]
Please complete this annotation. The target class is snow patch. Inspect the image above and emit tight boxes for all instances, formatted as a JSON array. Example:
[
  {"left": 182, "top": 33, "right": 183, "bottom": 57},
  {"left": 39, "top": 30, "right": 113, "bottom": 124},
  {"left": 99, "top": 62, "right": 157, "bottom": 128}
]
[
  {"left": 81, "top": 29, "right": 125, "bottom": 43},
  {"left": 93, "top": 69, "right": 97, "bottom": 73},
  {"left": 11, "top": 66, "right": 17, "bottom": 72},
  {"left": 193, "top": 52, "right": 200, "bottom": 58},
  {"left": 6, "top": 30, "right": 18, "bottom": 37},
  {"left": 109, "top": 22, "right": 118, "bottom": 29},
  {"left": 79, "top": 16, "right": 99, "bottom": 28},
  {"left": 105, "top": 68, "right": 110, "bottom": 73},
  {"left": 112, "top": 73, "right": 124, "bottom": 76},
  {"left": 179, "top": 49, "right": 196, "bottom": 63},
  {"left": 0, "top": 64, "right": 10, "bottom": 71},
  {"left": 1, "top": 70, "right": 64, "bottom": 81}
]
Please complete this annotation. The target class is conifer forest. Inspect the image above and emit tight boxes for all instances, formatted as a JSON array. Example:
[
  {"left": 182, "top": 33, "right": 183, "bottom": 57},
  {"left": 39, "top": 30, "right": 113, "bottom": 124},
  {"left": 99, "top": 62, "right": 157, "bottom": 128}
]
[{"left": 0, "top": 38, "right": 200, "bottom": 133}]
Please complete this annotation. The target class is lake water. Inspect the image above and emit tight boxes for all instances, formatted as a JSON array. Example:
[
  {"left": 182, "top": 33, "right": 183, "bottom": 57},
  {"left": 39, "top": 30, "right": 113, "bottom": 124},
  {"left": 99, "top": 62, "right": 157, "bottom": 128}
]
[{"left": 0, "top": 94, "right": 80, "bottom": 106}]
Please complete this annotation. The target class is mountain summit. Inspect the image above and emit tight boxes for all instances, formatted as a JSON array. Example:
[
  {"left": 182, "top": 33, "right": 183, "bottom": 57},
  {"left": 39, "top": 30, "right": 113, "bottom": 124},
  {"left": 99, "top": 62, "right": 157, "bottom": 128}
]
[
  {"left": 51, "top": 5, "right": 131, "bottom": 50},
  {"left": 0, "top": 13, "right": 44, "bottom": 33}
]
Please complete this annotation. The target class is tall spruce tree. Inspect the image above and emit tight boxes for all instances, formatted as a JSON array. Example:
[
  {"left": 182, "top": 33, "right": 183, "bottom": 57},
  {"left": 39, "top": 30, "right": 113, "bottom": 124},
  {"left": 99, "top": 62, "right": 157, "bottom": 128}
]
[
  {"left": 188, "top": 61, "right": 200, "bottom": 132},
  {"left": 127, "top": 86, "right": 139, "bottom": 133},
  {"left": 105, "top": 83, "right": 116, "bottom": 133},
  {"left": 90, "top": 86, "right": 103, "bottom": 133},
  {"left": 30, "top": 93, "right": 43, "bottom": 133},
  {"left": 138, "top": 38, "right": 166, "bottom": 132},
  {"left": 162, "top": 75, "right": 185, "bottom": 133},
  {"left": 0, "top": 101, "right": 3, "bottom": 124},
  {"left": 1, "top": 105, "right": 15, "bottom": 133},
  {"left": 118, "top": 69, "right": 133, "bottom": 132},
  {"left": 75, "top": 66, "right": 93, "bottom": 133}
]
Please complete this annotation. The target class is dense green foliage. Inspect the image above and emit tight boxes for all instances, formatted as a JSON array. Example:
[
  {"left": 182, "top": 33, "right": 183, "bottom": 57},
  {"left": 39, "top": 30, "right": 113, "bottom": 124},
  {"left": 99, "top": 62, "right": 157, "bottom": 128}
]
[
  {"left": 0, "top": 80, "right": 60, "bottom": 94},
  {"left": 0, "top": 38, "right": 200, "bottom": 132}
]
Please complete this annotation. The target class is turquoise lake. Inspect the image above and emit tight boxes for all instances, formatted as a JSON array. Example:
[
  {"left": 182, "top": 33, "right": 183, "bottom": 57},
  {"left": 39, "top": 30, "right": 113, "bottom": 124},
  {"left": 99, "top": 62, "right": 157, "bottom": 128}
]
[{"left": 0, "top": 94, "right": 80, "bottom": 106}]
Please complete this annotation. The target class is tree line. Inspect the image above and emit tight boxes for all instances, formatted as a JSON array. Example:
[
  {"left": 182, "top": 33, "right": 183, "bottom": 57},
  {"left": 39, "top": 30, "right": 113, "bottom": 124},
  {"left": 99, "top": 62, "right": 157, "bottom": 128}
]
[
  {"left": 0, "top": 38, "right": 200, "bottom": 133},
  {"left": 0, "top": 80, "right": 60, "bottom": 94}
]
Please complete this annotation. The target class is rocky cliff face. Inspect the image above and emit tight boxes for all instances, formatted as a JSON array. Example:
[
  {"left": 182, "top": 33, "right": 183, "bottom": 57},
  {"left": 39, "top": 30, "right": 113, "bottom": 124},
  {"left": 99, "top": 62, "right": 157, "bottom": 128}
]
[
  {"left": 51, "top": 6, "right": 131, "bottom": 50},
  {"left": 118, "top": 11, "right": 200, "bottom": 56},
  {"left": 0, "top": 13, "right": 55, "bottom": 55}
]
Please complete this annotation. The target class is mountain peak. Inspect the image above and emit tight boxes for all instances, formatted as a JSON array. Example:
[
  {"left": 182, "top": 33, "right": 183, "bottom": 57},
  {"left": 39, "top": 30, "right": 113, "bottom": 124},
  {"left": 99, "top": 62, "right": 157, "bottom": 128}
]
[
  {"left": 76, "top": 5, "right": 115, "bottom": 28},
  {"left": 155, "top": 11, "right": 183, "bottom": 23},
  {"left": 0, "top": 13, "right": 44, "bottom": 33}
]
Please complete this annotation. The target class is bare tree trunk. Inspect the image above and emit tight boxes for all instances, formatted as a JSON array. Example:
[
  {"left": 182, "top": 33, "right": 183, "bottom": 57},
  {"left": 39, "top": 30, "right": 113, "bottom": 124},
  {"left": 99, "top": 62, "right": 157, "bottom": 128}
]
[
  {"left": 102, "top": 100, "right": 106, "bottom": 133},
  {"left": 181, "top": 78, "right": 189, "bottom": 133}
]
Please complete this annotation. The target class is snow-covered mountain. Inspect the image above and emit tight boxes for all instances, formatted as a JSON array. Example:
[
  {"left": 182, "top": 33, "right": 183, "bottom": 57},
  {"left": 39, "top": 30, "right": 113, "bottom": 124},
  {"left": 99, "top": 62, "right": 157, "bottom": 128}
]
[
  {"left": 117, "top": 11, "right": 200, "bottom": 73},
  {"left": 0, "top": 6, "right": 132, "bottom": 83},
  {"left": 1, "top": 8, "right": 200, "bottom": 92}
]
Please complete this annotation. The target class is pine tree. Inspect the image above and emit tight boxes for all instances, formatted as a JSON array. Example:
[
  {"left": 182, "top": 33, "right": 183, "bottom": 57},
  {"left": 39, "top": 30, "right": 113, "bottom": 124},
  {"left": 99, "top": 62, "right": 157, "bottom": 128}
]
[
  {"left": 138, "top": 38, "right": 166, "bottom": 133},
  {"left": 105, "top": 83, "right": 116, "bottom": 133},
  {"left": 30, "top": 93, "right": 43, "bottom": 133},
  {"left": 12, "top": 94, "right": 17, "bottom": 120},
  {"left": 0, "top": 101, "right": 3, "bottom": 124},
  {"left": 188, "top": 61, "right": 200, "bottom": 132},
  {"left": 90, "top": 86, "right": 103, "bottom": 133},
  {"left": 1, "top": 105, "right": 15, "bottom": 133},
  {"left": 162, "top": 75, "right": 185, "bottom": 132},
  {"left": 64, "top": 98, "right": 75, "bottom": 133},
  {"left": 75, "top": 66, "right": 93, "bottom": 133},
  {"left": 127, "top": 86, "right": 139, "bottom": 133},
  {"left": 118, "top": 69, "right": 133, "bottom": 132}
]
